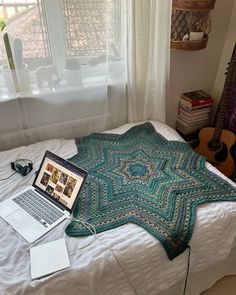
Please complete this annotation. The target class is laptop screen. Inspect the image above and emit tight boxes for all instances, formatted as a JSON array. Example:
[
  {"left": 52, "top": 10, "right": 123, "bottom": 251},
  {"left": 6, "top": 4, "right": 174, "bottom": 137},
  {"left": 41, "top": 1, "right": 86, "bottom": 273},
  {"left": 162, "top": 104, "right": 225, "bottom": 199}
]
[{"left": 33, "top": 151, "right": 87, "bottom": 212}]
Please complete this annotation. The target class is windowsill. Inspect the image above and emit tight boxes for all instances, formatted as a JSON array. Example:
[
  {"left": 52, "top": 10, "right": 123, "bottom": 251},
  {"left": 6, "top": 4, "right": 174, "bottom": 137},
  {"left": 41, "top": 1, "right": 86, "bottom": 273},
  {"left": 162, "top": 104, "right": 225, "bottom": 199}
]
[
  {"left": 0, "top": 76, "right": 125, "bottom": 102},
  {"left": 0, "top": 62, "right": 126, "bottom": 102}
]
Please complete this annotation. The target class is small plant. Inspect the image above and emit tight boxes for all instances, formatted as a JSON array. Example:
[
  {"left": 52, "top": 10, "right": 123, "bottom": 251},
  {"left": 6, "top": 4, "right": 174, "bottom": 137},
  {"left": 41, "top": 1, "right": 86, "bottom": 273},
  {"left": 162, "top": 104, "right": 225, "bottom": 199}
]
[
  {"left": 0, "top": 19, "right": 15, "bottom": 69},
  {"left": 3, "top": 32, "right": 15, "bottom": 70},
  {"left": 65, "top": 57, "right": 81, "bottom": 70},
  {"left": 3, "top": 33, "right": 25, "bottom": 70},
  {"left": 0, "top": 18, "right": 6, "bottom": 31}
]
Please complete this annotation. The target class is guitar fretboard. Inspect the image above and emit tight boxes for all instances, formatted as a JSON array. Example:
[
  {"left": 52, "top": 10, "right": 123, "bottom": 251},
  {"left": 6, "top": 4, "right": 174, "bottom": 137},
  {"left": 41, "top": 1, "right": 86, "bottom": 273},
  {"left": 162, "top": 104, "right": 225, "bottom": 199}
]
[{"left": 213, "top": 46, "right": 236, "bottom": 142}]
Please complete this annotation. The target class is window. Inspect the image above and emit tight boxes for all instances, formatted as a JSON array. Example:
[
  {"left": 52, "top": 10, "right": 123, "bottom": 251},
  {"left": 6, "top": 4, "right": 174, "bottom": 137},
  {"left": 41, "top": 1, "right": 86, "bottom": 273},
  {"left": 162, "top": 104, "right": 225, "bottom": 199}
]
[
  {"left": 0, "top": 0, "right": 125, "bottom": 98},
  {"left": 0, "top": 0, "right": 127, "bottom": 152},
  {"left": 0, "top": 0, "right": 123, "bottom": 69}
]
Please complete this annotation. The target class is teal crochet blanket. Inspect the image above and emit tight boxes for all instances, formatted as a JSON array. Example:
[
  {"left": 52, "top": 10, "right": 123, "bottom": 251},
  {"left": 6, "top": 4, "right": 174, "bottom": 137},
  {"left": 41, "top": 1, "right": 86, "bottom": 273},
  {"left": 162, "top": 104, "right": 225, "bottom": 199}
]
[{"left": 65, "top": 122, "right": 236, "bottom": 260}]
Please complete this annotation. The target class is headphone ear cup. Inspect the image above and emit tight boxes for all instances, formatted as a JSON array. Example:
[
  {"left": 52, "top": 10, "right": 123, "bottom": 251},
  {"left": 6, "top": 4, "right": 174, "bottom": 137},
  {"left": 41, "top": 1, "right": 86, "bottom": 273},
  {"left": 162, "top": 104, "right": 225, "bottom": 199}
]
[
  {"left": 28, "top": 162, "right": 33, "bottom": 172},
  {"left": 11, "top": 160, "right": 33, "bottom": 176},
  {"left": 15, "top": 163, "right": 23, "bottom": 175},
  {"left": 11, "top": 162, "right": 21, "bottom": 173},
  {"left": 26, "top": 163, "right": 33, "bottom": 175},
  {"left": 11, "top": 162, "right": 15, "bottom": 171},
  {"left": 21, "top": 166, "right": 28, "bottom": 176}
]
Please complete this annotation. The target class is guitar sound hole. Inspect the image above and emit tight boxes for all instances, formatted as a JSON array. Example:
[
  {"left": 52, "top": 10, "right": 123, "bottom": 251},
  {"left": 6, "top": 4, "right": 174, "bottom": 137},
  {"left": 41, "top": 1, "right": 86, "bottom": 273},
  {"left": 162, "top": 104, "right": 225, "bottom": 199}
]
[
  {"left": 208, "top": 139, "right": 221, "bottom": 150},
  {"left": 208, "top": 140, "right": 228, "bottom": 162},
  {"left": 215, "top": 143, "right": 228, "bottom": 162}
]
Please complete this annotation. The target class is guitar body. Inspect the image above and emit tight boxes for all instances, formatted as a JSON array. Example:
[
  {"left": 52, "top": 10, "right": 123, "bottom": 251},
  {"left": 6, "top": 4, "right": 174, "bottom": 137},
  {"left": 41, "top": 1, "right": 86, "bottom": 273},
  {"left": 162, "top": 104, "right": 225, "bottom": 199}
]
[{"left": 195, "top": 127, "right": 236, "bottom": 177}]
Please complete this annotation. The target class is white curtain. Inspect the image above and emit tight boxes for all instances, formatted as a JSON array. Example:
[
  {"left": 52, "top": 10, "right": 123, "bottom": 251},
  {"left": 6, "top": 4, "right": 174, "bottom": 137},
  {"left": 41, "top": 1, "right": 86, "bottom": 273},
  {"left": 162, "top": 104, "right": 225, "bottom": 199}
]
[
  {"left": 126, "top": 0, "right": 172, "bottom": 123},
  {"left": 0, "top": 0, "right": 127, "bottom": 151},
  {"left": 0, "top": 0, "right": 171, "bottom": 151}
]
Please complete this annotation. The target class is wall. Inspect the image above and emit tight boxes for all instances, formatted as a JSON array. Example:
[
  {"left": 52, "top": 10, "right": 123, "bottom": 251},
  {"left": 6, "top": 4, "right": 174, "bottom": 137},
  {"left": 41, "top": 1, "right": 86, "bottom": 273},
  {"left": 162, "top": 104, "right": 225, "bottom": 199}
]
[
  {"left": 167, "top": 0, "right": 235, "bottom": 128},
  {"left": 211, "top": 1, "right": 236, "bottom": 105}
]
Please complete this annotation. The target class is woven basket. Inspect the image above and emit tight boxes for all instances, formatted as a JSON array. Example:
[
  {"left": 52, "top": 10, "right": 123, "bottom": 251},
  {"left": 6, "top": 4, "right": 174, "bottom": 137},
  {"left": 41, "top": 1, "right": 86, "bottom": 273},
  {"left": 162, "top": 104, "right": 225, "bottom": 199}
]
[
  {"left": 172, "top": 0, "right": 216, "bottom": 11},
  {"left": 171, "top": 37, "right": 208, "bottom": 51}
]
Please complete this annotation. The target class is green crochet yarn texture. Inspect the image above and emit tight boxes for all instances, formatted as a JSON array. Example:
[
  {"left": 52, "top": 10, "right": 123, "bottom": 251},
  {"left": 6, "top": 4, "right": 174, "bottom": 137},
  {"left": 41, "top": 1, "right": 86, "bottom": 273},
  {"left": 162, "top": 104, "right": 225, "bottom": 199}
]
[{"left": 65, "top": 122, "right": 236, "bottom": 260}]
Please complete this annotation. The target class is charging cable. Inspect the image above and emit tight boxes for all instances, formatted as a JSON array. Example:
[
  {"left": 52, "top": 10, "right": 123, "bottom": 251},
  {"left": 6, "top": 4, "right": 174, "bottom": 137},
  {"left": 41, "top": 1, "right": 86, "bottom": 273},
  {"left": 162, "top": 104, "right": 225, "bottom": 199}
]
[
  {"left": 67, "top": 216, "right": 137, "bottom": 295},
  {"left": 0, "top": 171, "right": 17, "bottom": 181},
  {"left": 67, "top": 217, "right": 97, "bottom": 250}
]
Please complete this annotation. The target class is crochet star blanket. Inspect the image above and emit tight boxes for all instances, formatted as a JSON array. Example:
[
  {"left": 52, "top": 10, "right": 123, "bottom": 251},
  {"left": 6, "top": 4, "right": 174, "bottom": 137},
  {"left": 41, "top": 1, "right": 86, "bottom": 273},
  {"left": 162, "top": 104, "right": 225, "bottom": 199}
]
[{"left": 65, "top": 122, "right": 236, "bottom": 260}]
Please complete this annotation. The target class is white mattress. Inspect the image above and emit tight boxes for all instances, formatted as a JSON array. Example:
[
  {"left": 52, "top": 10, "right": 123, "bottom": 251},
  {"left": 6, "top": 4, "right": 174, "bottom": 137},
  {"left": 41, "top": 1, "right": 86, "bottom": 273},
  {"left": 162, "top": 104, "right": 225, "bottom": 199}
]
[{"left": 1, "top": 121, "right": 236, "bottom": 295}]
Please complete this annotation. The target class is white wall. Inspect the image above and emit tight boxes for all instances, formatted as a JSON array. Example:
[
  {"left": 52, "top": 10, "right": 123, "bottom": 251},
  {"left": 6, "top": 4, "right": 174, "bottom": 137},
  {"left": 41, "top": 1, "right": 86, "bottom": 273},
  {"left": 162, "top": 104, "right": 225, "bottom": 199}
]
[
  {"left": 167, "top": 0, "right": 235, "bottom": 128},
  {"left": 211, "top": 1, "right": 236, "bottom": 106}
]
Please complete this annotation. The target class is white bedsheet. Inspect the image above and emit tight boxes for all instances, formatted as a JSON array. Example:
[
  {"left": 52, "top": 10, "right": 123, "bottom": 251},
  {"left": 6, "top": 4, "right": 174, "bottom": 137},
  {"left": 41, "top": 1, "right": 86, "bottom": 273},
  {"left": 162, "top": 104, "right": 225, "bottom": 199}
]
[{"left": 1, "top": 121, "right": 236, "bottom": 295}]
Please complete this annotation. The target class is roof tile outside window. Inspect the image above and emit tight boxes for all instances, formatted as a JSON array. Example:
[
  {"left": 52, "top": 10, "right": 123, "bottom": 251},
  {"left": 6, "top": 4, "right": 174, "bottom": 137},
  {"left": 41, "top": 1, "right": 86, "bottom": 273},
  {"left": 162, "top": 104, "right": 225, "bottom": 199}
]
[
  {"left": 63, "top": 0, "right": 121, "bottom": 57},
  {"left": 0, "top": 0, "right": 51, "bottom": 64},
  {"left": 0, "top": 0, "right": 121, "bottom": 64}
]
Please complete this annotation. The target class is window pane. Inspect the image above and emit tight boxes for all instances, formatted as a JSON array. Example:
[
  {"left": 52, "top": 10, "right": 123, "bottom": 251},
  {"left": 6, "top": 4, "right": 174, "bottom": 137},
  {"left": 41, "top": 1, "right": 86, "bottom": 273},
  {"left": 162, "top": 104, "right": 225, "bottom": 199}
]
[
  {"left": 63, "top": 0, "right": 121, "bottom": 57},
  {"left": 0, "top": 0, "right": 51, "bottom": 68}
]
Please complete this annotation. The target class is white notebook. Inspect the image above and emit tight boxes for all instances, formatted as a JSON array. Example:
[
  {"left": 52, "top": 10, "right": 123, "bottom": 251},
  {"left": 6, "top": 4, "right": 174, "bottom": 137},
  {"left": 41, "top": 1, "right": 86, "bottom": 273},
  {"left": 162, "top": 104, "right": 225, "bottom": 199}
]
[{"left": 30, "top": 238, "right": 70, "bottom": 279}]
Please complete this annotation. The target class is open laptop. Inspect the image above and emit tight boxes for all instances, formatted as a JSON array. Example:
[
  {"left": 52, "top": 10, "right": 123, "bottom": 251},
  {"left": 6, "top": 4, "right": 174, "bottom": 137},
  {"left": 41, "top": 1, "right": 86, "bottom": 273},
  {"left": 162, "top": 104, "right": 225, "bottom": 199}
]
[{"left": 0, "top": 150, "right": 87, "bottom": 243}]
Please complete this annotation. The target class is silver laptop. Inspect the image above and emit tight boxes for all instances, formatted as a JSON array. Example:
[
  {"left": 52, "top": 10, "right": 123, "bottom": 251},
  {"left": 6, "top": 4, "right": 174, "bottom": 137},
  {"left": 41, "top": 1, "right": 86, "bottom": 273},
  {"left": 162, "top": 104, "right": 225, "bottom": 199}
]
[{"left": 0, "top": 150, "right": 87, "bottom": 243}]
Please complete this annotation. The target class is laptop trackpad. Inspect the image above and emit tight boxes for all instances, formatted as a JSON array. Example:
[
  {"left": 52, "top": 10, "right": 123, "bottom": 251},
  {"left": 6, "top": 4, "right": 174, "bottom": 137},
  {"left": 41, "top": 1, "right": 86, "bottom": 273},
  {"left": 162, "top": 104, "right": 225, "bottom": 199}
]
[{"left": 6, "top": 210, "right": 46, "bottom": 242}]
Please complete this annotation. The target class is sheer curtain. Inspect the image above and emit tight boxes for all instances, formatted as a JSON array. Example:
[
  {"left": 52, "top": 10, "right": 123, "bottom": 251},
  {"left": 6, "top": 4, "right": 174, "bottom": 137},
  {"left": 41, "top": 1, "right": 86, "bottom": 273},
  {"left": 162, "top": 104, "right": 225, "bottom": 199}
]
[
  {"left": 0, "top": 0, "right": 127, "bottom": 151},
  {"left": 126, "top": 0, "right": 171, "bottom": 123},
  {"left": 0, "top": 0, "right": 171, "bottom": 151}
]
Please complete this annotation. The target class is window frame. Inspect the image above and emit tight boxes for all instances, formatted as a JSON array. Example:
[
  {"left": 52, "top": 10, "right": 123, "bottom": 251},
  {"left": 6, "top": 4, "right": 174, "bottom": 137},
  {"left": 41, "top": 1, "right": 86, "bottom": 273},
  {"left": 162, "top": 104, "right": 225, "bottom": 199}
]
[
  {"left": 0, "top": 0, "right": 126, "bottom": 99},
  {"left": 44, "top": 0, "right": 124, "bottom": 73},
  {"left": 1, "top": 0, "right": 124, "bottom": 71}
]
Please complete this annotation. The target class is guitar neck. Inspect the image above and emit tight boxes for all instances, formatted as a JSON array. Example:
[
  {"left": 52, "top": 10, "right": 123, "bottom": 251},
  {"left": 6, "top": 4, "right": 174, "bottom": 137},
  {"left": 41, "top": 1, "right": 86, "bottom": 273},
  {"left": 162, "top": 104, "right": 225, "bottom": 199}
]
[
  {"left": 214, "top": 88, "right": 233, "bottom": 139},
  {"left": 213, "top": 44, "right": 236, "bottom": 141}
]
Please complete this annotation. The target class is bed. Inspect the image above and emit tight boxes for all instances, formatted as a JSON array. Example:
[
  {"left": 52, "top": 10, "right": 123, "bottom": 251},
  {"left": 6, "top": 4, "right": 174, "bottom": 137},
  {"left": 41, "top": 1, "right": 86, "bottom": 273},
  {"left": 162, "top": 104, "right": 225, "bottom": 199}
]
[{"left": 1, "top": 120, "right": 236, "bottom": 295}]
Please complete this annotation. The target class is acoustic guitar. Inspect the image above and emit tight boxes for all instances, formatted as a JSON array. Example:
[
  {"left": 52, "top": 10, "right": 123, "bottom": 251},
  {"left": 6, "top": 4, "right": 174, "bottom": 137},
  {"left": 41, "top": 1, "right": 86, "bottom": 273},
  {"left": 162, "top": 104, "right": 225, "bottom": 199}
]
[{"left": 195, "top": 45, "right": 236, "bottom": 177}]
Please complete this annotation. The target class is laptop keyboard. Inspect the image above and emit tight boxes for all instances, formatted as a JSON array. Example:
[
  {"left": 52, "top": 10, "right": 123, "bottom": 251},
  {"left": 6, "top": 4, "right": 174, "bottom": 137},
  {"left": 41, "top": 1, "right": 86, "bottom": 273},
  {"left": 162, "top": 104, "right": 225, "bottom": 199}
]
[{"left": 13, "top": 189, "right": 64, "bottom": 228}]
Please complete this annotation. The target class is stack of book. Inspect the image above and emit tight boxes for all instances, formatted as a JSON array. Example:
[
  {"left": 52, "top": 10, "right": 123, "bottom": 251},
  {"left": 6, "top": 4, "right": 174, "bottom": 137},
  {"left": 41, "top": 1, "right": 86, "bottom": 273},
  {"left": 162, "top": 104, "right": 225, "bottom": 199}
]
[{"left": 176, "top": 89, "right": 214, "bottom": 137}]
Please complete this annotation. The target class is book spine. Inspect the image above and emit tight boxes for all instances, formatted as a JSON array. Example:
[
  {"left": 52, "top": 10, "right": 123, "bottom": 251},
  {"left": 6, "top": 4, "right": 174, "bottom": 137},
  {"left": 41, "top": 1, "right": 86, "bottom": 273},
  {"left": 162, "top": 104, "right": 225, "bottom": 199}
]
[
  {"left": 177, "top": 115, "right": 209, "bottom": 125},
  {"left": 179, "top": 106, "right": 210, "bottom": 115},
  {"left": 179, "top": 100, "right": 213, "bottom": 110},
  {"left": 179, "top": 113, "right": 209, "bottom": 121},
  {"left": 178, "top": 113, "right": 209, "bottom": 121},
  {"left": 190, "top": 98, "right": 213, "bottom": 107},
  {"left": 181, "top": 90, "right": 211, "bottom": 102},
  {"left": 180, "top": 97, "right": 213, "bottom": 107},
  {"left": 176, "top": 120, "right": 208, "bottom": 135}
]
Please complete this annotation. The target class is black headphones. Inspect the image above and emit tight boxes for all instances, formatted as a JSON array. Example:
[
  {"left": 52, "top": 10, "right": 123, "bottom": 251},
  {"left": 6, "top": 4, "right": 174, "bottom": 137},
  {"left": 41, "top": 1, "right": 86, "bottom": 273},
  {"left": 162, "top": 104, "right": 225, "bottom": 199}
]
[{"left": 11, "top": 159, "right": 33, "bottom": 176}]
